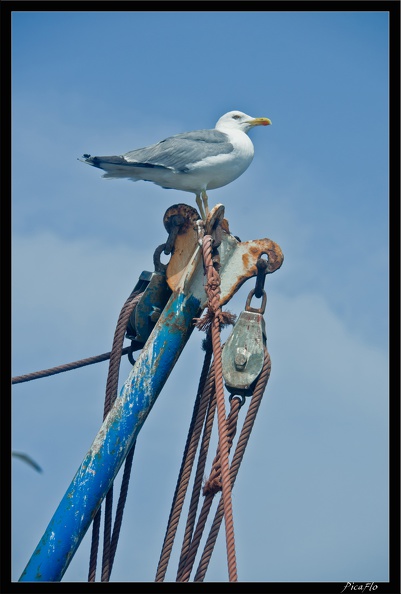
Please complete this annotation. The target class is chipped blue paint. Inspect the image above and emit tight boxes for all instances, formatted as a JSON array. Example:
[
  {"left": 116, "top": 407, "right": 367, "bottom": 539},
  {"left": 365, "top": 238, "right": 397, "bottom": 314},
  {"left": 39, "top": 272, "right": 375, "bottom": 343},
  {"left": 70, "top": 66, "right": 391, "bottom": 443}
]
[{"left": 19, "top": 290, "right": 201, "bottom": 582}]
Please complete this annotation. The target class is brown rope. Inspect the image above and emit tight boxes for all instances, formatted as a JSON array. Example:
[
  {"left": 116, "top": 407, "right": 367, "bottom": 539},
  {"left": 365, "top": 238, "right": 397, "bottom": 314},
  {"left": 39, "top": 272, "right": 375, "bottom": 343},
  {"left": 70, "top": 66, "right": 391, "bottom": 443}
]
[
  {"left": 176, "top": 348, "right": 271, "bottom": 582},
  {"left": 175, "top": 367, "right": 217, "bottom": 581},
  {"left": 177, "top": 494, "right": 214, "bottom": 582},
  {"left": 101, "top": 489, "right": 114, "bottom": 582},
  {"left": 202, "top": 397, "right": 241, "bottom": 496},
  {"left": 11, "top": 348, "right": 131, "bottom": 385},
  {"left": 194, "top": 347, "right": 272, "bottom": 582},
  {"left": 88, "top": 290, "right": 143, "bottom": 583},
  {"left": 87, "top": 506, "right": 101, "bottom": 582},
  {"left": 109, "top": 441, "right": 136, "bottom": 572},
  {"left": 155, "top": 339, "right": 214, "bottom": 582},
  {"left": 176, "top": 397, "right": 241, "bottom": 583},
  {"left": 102, "top": 292, "right": 143, "bottom": 418},
  {"left": 196, "top": 234, "right": 237, "bottom": 582}
]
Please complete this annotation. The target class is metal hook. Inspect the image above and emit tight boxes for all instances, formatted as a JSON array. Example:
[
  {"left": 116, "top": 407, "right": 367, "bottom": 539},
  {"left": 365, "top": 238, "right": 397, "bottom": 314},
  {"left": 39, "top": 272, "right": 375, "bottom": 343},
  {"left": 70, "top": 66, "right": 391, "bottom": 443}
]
[
  {"left": 127, "top": 344, "right": 136, "bottom": 366},
  {"left": 254, "top": 256, "right": 269, "bottom": 298},
  {"left": 245, "top": 288, "right": 267, "bottom": 314},
  {"left": 163, "top": 214, "right": 185, "bottom": 255},
  {"left": 228, "top": 392, "right": 247, "bottom": 407},
  {"left": 153, "top": 244, "right": 169, "bottom": 275}
]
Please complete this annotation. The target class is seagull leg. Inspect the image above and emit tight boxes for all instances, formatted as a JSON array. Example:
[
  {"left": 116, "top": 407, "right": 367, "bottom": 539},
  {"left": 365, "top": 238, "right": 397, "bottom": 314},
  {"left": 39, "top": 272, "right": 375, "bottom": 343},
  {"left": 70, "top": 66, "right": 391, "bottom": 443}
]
[
  {"left": 201, "top": 191, "right": 210, "bottom": 218},
  {"left": 196, "top": 193, "right": 206, "bottom": 220}
]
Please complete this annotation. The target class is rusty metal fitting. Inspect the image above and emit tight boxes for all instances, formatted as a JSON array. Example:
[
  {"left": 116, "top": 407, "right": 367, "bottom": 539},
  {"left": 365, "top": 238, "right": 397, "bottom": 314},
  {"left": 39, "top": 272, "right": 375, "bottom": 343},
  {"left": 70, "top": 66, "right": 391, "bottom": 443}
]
[
  {"left": 228, "top": 393, "right": 246, "bottom": 407},
  {"left": 254, "top": 256, "right": 269, "bottom": 298},
  {"left": 245, "top": 288, "right": 267, "bottom": 314},
  {"left": 163, "top": 204, "right": 202, "bottom": 256},
  {"left": 163, "top": 214, "right": 185, "bottom": 255},
  {"left": 153, "top": 244, "right": 169, "bottom": 274}
]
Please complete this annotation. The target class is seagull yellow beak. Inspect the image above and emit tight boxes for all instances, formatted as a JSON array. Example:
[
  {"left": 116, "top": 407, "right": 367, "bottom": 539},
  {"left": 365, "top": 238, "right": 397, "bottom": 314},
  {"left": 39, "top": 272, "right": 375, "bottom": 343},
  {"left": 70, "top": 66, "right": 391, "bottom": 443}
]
[{"left": 248, "top": 117, "right": 272, "bottom": 127}]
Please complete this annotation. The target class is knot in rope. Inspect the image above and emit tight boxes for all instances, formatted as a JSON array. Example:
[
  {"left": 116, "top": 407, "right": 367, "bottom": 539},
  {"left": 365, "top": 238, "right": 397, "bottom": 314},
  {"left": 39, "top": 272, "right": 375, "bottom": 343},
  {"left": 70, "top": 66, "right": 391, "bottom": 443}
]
[
  {"left": 203, "top": 472, "right": 222, "bottom": 496},
  {"left": 194, "top": 236, "right": 236, "bottom": 333},
  {"left": 202, "top": 396, "right": 241, "bottom": 497}
]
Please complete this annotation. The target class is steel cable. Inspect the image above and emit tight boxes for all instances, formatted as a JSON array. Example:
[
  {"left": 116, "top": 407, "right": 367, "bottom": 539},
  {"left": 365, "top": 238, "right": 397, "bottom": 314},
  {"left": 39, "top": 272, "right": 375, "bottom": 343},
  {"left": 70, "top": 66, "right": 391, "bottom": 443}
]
[
  {"left": 88, "top": 290, "right": 143, "bottom": 582},
  {"left": 197, "top": 235, "right": 237, "bottom": 582},
  {"left": 155, "top": 341, "right": 214, "bottom": 582},
  {"left": 194, "top": 347, "right": 271, "bottom": 582},
  {"left": 11, "top": 348, "right": 131, "bottom": 385},
  {"left": 176, "top": 397, "right": 241, "bottom": 582},
  {"left": 175, "top": 371, "right": 217, "bottom": 581}
]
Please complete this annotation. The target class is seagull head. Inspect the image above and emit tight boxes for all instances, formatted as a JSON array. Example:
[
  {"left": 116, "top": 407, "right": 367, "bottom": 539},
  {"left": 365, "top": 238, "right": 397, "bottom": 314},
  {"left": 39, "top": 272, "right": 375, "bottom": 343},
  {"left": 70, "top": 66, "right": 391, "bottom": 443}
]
[{"left": 215, "top": 110, "right": 272, "bottom": 133}]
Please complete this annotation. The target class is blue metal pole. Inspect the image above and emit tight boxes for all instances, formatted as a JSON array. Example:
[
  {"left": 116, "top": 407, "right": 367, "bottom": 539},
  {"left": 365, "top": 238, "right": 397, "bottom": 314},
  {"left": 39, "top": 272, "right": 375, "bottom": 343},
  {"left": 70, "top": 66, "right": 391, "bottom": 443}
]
[{"left": 19, "top": 289, "right": 201, "bottom": 582}]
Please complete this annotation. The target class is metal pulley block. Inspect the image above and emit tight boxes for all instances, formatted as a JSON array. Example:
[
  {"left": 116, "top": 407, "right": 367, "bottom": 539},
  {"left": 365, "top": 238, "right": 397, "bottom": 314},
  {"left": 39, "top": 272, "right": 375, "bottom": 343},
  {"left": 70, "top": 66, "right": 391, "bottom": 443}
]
[
  {"left": 126, "top": 270, "right": 172, "bottom": 344},
  {"left": 222, "top": 289, "right": 267, "bottom": 395}
]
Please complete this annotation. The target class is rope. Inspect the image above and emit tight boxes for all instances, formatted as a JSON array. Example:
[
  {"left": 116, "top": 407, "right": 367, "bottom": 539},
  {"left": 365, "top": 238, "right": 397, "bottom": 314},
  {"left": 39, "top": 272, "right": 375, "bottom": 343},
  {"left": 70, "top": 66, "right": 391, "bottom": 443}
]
[
  {"left": 155, "top": 338, "right": 214, "bottom": 582},
  {"left": 202, "top": 397, "right": 241, "bottom": 496},
  {"left": 175, "top": 340, "right": 271, "bottom": 582},
  {"left": 176, "top": 397, "right": 240, "bottom": 583},
  {"left": 87, "top": 506, "right": 101, "bottom": 582},
  {"left": 11, "top": 348, "right": 131, "bottom": 385},
  {"left": 196, "top": 234, "right": 237, "bottom": 582},
  {"left": 193, "top": 347, "right": 271, "bottom": 582},
  {"left": 109, "top": 441, "right": 136, "bottom": 572},
  {"left": 175, "top": 363, "right": 217, "bottom": 582},
  {"left": 88, "top": 290, "right": 143, "bottom": 583},
  {"left": 101, "top": 489, "right": 114, "bottom": 581},
  {"left": 157, "top": 230, "right": 242, "bottom": 583}
]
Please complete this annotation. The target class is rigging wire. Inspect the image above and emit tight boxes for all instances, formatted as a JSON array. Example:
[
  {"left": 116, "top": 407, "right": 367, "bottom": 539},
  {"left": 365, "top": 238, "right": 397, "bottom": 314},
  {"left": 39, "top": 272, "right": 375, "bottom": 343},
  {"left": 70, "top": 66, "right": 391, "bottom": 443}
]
[
  {"left": 88, "top": 290, "right": 143, "bottom": 582},
  {"left": 11, "top": 348, "right": 131, "bottom": 385},
  {"left": 199, "top": 234, "right": 238, "bottom": 582}
]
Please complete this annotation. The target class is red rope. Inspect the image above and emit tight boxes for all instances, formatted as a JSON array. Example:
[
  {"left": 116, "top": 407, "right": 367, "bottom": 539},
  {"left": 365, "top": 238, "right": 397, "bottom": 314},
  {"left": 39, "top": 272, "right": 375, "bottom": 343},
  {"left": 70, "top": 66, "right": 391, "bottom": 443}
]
[{"left": 198, "top": 235, "right": 238, "bottom": 582}]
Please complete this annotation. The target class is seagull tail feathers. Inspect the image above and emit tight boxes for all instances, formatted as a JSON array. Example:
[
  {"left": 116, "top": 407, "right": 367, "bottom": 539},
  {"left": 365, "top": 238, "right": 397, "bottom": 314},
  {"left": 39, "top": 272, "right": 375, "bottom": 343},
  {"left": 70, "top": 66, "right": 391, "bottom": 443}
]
[{"left": 78, "top": 154, "right": 129, "bottom": 169}]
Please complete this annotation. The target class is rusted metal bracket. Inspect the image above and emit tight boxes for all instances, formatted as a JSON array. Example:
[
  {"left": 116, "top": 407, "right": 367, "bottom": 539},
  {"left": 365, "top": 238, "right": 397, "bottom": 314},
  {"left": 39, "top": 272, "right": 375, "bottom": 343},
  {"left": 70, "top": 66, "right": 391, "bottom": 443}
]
[{"left": 165, "top": 203, "right": 283, "bottom": 307}]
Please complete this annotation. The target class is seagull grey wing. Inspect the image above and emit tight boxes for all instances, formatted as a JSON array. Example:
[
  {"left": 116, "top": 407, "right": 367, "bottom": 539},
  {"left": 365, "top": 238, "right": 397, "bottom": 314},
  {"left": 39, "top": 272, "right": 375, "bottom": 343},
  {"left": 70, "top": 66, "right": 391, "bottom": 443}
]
[{"left": 123, "top": 129, "right": 234, "bottom": 172}]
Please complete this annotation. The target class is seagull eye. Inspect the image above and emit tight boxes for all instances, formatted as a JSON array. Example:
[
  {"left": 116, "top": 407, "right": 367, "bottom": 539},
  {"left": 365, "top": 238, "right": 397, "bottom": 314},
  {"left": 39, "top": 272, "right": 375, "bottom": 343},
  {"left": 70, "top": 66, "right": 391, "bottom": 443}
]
[{"left": 232, "top": 114, "right": 241, "bottom": 120}]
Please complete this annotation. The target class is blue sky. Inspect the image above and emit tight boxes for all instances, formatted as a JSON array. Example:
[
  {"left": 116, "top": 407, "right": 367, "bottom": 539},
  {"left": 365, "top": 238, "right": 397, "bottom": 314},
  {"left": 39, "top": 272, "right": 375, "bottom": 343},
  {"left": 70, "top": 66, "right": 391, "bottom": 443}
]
[{"left": 11, "top": 9, "right": 391, "bottom": 585}]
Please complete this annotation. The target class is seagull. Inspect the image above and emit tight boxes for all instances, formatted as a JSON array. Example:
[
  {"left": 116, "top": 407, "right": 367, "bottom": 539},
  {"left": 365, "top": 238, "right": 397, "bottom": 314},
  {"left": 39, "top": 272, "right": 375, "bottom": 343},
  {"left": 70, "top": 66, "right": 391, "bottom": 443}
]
[{"left": 80, "top": 110, "right": 271, "bottom": 219}]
